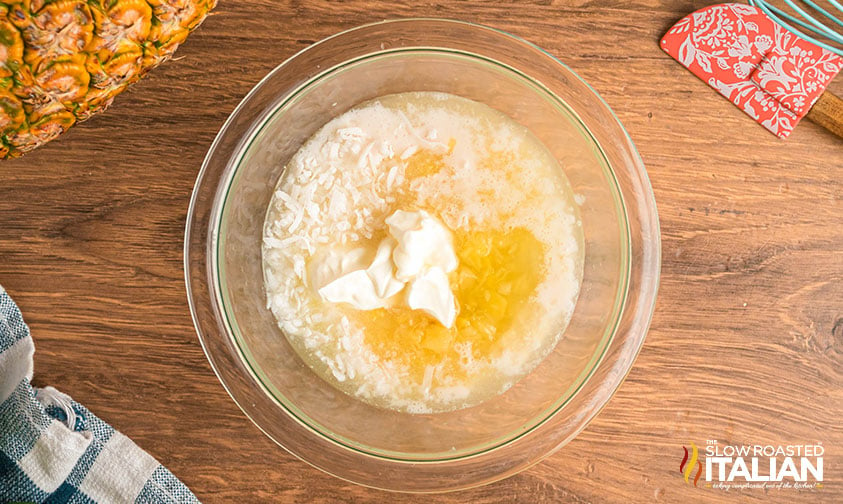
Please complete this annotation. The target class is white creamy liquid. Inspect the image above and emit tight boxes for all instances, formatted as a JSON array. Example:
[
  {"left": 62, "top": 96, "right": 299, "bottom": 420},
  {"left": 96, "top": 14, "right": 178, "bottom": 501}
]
[{"left": 262, "top": 92, "right": 583, "bottom": 413}]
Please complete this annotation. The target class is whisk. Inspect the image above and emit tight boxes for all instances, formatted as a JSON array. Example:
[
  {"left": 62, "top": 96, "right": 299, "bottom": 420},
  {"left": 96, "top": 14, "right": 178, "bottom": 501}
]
[{"left": 749, "top": 0, "right": 843, "bottom": 55}]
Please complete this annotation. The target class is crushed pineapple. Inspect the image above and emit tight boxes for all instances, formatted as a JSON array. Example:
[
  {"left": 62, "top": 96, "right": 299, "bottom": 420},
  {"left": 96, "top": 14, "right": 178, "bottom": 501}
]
[
  {"left": 264, "top": 92, "right": 584, "bottom": 413},
  {"left": 346, "top": 227, "right": 544, "bottom": 385},
  {"left": 401, "top": 138, "right": 454, "bottom": 179},
  {"left": 343, "top": 144, "right": 546, "bottom": 388}
]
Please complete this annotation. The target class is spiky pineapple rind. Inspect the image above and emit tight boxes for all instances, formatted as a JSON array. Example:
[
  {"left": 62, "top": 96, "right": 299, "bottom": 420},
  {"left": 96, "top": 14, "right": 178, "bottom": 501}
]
[{"left": 0, "top": 0, "right": 216, "bottom": 158}]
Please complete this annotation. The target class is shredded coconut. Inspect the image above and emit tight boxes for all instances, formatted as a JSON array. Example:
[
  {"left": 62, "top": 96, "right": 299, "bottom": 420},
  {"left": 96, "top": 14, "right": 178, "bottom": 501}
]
[{"left": 262, "top": 92, "right": 583, "bottom": 413}]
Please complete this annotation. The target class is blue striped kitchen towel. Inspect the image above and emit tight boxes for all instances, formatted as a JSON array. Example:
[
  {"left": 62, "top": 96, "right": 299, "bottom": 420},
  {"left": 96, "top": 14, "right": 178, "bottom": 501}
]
[{"left": 0, "top": 285, "right": 200, "bottom": 504}]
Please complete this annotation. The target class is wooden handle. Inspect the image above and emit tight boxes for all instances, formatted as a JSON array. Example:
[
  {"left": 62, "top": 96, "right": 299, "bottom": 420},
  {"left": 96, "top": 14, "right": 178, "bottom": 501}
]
[{"left": 807, "top": 91, "right": 843, "bottom": 139}]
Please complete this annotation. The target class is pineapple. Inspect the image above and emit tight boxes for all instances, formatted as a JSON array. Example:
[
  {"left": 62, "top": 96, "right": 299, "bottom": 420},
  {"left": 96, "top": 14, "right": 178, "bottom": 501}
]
[{"left": 0, "top": 0, "right": 216, "bottom": 158}]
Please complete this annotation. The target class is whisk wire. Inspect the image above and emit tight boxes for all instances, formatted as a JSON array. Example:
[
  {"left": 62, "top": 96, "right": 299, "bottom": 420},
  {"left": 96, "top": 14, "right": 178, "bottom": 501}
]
[
  {"left": 796, "top": 0, "right": 843, "bottom": 31},
  {"left": 826, "top": 0, "right": 843, "bottom": 14},
  {"left": 749, "top": 0, "right": 843, "bottom": 55}
]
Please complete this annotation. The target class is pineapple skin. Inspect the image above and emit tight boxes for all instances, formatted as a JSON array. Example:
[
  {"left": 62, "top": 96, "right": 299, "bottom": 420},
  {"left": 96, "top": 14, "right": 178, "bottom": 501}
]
[{"left": 0, "top": 0, "right": 217, "bottom": 158}]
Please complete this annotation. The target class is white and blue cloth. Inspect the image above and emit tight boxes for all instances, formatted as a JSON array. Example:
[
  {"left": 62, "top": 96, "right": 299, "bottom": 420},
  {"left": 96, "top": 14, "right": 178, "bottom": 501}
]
[{"left": 0, "top": 285, "right": 200, "bottom": 503}]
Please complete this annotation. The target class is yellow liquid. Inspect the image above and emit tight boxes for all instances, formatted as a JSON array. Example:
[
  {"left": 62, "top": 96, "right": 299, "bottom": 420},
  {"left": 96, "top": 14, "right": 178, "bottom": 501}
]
[
  {"left": 264, "top": 91, "right": 583, "bottom": 413},
  {"left": 342, "top": 146, "right": 546, "bottom": 392},
  {"left": 346, "top": 226, "right": 544, "bottom": 384}
]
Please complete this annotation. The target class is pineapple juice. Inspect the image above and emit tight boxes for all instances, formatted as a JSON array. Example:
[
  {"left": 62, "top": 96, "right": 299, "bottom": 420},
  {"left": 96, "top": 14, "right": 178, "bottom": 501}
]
[{"left": 263, "top": 92, "right": 583, "bottom": 413}]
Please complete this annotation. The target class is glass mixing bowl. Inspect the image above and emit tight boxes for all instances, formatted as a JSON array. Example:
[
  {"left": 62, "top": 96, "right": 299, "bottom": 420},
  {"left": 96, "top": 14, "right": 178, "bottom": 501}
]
[{"left": 185, "top": 19, "right": 660, "bottom": 492}]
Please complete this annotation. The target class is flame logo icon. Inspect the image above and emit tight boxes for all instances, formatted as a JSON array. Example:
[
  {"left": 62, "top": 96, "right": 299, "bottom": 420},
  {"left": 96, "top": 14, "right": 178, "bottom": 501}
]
[{"left": 680, "top": 442, "right": 703, "bottom": 486}]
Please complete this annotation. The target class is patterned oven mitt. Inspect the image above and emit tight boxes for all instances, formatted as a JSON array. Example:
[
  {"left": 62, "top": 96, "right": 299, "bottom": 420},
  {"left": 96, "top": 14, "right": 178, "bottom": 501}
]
[{"left": 0, "top": 285, "right": 200, "bottom": 504}]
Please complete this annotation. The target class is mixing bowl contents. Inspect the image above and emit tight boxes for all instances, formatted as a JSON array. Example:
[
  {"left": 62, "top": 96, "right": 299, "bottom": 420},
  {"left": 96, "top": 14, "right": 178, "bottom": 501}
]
[{"left": 262, "top": 92, "right": 584, "bottom": 413}]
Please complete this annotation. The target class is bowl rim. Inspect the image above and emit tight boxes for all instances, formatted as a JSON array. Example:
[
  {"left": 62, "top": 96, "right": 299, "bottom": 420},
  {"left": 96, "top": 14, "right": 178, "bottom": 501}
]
[
  {"left": 185, "top": 17, "right": 661, "bottom": 492},
  {"left": 216, "top": 48, "right": 632, "bottom": 462}
]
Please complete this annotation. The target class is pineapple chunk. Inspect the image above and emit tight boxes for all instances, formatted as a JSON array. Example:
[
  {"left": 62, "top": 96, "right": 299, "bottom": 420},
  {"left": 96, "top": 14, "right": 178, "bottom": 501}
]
[{"left": 421, "top": 325, "right": 453, "bottom": 354}]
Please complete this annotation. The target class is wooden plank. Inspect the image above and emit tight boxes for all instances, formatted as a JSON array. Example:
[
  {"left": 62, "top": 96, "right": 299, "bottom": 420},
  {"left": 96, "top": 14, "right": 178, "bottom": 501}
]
[{"left": 1, "top": 1, "right": 840, "bottom": 502}]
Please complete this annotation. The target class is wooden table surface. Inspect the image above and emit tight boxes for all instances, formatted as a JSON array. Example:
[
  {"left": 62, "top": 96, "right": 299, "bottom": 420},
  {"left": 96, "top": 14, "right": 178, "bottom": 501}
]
[{"left": 2, "top": 1, "right": 841, "bottom": 502}]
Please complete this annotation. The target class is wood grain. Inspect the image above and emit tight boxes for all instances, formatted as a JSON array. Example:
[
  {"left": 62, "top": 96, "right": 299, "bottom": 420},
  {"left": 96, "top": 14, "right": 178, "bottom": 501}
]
[
  {"left": 808, "top": 91, "right": 843, "bottom": 139},
  {"left": 1, "top": 1, "right": 841, "bottom": 502}
]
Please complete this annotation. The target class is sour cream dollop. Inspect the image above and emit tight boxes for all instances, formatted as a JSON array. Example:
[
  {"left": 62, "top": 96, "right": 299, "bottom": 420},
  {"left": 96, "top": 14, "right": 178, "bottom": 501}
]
[{"left": 313, "top": 210, "right": 458, "bottom": 328}]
